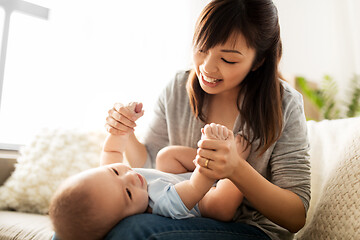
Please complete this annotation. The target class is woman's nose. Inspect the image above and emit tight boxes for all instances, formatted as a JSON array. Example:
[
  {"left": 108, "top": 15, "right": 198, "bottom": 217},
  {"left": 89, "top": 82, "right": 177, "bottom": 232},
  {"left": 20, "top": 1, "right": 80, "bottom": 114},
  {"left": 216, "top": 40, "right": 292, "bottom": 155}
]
[{"left": 202, "top": 54, "right": 218, "bottom": 74}]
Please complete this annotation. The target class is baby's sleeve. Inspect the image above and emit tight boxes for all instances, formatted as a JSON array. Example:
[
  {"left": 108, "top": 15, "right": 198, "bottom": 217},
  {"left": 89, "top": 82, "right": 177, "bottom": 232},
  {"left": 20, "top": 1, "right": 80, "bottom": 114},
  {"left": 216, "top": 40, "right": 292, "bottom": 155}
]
[{"left": 151, "top": 182, "right": 201, "bottom": 219}]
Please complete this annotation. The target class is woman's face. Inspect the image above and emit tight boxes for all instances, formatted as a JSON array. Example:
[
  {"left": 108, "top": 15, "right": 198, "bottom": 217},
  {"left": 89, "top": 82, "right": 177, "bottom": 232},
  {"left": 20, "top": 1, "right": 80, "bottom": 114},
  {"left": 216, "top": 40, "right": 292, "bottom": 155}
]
[{"left": 193, "top": 32, "right": 256, "bottom": 98}]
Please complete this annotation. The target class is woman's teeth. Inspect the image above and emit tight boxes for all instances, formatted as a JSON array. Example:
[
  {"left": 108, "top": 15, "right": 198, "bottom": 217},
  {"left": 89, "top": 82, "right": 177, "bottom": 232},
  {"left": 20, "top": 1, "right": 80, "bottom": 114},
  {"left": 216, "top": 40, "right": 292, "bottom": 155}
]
[{"left": 203, "top": 74, "right": 220, "bottom": 83}]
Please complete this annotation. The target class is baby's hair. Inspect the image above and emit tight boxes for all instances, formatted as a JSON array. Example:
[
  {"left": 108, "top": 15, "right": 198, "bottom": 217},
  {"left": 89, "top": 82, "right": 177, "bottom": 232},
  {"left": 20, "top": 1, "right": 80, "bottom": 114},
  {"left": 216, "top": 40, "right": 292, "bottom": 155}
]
[{"left": 49, "top": 177, "right": 111, "bottom": 240}]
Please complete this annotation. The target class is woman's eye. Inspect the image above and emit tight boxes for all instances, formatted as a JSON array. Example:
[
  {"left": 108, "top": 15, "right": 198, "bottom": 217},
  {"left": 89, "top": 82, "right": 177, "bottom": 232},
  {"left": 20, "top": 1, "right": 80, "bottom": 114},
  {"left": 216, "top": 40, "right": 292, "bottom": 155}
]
[
  {"left": 112, "top": 168, "right": 119, "bottom": 175},
  {"left": 126, "top": 188, "right": 132, "bottom": 199},
  {"left": 221, "top": 58, "right": 237, "bottom": 64}
]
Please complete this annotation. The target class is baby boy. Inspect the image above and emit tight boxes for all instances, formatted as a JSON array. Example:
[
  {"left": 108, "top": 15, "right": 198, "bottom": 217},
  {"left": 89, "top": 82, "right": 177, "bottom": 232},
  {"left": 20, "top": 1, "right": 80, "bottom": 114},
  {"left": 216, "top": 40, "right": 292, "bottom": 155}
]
[{"left": 49, "top": 103, "right": 248, "bottom": 240}]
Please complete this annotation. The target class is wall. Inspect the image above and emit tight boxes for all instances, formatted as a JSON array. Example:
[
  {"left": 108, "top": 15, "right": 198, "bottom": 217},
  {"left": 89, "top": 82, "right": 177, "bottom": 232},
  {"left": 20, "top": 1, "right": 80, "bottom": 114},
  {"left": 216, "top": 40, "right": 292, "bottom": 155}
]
[{"left": 273, "top": 0, "right": 360, "bottom": 102}]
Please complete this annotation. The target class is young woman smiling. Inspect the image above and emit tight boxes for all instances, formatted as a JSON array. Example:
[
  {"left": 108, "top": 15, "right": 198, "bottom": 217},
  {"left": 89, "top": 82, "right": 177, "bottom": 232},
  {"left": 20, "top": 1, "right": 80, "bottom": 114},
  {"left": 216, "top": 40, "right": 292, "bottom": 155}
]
[{"left": 103, "top": 0, "right": 310, "bottom": 239}]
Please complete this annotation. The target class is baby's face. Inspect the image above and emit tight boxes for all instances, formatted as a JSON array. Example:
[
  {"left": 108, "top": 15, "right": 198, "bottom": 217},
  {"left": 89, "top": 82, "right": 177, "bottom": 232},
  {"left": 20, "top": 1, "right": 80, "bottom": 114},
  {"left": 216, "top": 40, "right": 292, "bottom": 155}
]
[{"left": 76, "top": 163, "right": 149, "bottom": 222}]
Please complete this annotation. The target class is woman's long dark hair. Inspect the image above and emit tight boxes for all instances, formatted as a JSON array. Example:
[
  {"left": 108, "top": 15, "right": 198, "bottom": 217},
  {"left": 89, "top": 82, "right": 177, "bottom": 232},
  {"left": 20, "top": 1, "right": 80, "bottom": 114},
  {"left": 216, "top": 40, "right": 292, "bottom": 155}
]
[{"left": 187, "top": 0, "right": 284, "bottom": 155}]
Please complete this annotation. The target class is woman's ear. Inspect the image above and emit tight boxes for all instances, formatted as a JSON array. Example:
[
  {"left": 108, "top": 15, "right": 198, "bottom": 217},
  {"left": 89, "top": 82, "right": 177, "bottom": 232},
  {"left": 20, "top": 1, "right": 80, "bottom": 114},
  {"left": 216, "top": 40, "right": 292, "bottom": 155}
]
[{"left": 252, "top": 58, "right": 265, "bottom": 71}]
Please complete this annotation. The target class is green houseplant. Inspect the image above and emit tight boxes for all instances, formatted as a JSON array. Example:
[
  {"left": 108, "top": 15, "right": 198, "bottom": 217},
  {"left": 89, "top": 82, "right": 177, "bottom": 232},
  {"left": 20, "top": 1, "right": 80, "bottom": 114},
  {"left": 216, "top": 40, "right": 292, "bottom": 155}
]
[{"left": 295, "top": 75, "right": 360, "bottom": 120}]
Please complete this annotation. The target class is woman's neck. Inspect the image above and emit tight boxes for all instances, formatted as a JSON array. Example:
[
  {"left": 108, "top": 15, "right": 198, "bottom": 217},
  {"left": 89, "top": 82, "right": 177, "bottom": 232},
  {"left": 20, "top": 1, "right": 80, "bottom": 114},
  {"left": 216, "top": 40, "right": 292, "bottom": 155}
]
[
  {"left": 210, "top": 85, "right": 240, "bottom": 107},
  {"left": 206, "top": 93, "right": 240, "bottom": 130}
]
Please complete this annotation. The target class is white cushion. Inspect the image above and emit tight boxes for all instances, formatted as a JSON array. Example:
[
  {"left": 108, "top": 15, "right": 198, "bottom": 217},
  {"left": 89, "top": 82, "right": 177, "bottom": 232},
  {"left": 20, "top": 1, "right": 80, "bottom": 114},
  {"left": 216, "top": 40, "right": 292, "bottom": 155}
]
[
  {"left": 296, "top": 117, "right": 360, "bottom": 238},
  {"left": 305, "top": 117, "right": 360, "bottom": 219},
  {"left": 0, "top": 128, "right": 106, "bottom": 214}
]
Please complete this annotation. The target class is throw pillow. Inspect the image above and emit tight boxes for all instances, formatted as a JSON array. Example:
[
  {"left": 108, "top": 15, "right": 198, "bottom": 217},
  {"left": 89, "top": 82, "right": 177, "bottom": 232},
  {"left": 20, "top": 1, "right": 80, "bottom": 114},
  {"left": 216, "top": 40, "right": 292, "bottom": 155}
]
[
  {"left": 297, "top": 125, "right": 360, "bottom": 239},
  {"left": 0, "top": 128, "right": 106, "bottom": 214},
  {"left": 303, "top": 117, "right": 360, "bottom": 227}
]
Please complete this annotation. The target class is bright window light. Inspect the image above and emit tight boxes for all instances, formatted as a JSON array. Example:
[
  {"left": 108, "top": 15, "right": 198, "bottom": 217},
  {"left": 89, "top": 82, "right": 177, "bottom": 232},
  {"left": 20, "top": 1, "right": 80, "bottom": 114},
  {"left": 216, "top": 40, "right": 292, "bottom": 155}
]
[{"left": 0, "top": 0, "right": 200, "bottom": 146}]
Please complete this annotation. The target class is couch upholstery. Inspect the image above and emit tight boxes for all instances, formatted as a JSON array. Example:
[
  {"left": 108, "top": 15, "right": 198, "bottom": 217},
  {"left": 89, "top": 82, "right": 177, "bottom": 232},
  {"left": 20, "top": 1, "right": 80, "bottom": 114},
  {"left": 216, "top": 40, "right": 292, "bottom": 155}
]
[
  {"left": 0, "top": 211, "right": 52, "bottom": 240},
  {"left": 0, "top": 156, "right": 54, "bottom": 240},
  {"left": 1, "top": 117, "right": 359, "bottom": 240},
  {"left": 296, "top": 117, "right": 360, "bottom": 239}
]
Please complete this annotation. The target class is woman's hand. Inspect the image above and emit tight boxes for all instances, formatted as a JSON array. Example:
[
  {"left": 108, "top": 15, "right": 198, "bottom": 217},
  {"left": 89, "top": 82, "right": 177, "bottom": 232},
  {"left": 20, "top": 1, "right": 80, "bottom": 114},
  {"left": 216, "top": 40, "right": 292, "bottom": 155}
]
[
  {"left": 195, "top": 127, "right": 250, "bottom": 180},
  {"left": 105, "top": 102, "right": 144, "bottom": 135}
]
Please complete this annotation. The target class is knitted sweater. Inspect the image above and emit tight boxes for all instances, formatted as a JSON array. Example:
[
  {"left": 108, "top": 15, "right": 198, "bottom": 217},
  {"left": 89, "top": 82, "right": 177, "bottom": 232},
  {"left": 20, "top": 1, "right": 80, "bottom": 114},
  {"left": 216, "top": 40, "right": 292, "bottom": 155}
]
[{"left": 142, "top": 71, "right": 311, "bottom": 240}]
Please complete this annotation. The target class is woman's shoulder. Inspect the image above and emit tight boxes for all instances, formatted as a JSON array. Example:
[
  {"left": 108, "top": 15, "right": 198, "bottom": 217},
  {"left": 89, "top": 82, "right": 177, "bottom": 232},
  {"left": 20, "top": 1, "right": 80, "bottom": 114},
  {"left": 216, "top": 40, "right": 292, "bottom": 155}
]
[
  {"left": 175, "top": 70, "right": 191, "bottom": 82},
  {"left": 280, "top": 80, "right": 305, "bottom": 115},
  {"left": 161, "top": 70, "right": 190, "bottom": 100},
  {"left": 280, "top": 80, "right": 303, "bottom": 103},
  {"left": 166, "top": 70, "right": 190, "bottom": 90}
]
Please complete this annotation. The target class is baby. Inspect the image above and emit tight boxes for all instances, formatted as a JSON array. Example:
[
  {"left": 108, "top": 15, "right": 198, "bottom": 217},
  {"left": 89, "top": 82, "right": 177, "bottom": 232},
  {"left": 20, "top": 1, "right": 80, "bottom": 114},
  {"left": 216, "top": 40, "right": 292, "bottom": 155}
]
[{"left": 49, "top": 103, "right": 249, "bottom": 240}]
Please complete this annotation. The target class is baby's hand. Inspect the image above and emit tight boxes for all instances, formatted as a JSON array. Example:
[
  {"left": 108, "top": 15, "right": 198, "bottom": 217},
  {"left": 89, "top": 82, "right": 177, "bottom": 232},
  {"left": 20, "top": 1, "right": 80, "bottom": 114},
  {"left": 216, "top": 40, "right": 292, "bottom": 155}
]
[{"left": 126, "top": 102, "right": 144, "bottom": 121}]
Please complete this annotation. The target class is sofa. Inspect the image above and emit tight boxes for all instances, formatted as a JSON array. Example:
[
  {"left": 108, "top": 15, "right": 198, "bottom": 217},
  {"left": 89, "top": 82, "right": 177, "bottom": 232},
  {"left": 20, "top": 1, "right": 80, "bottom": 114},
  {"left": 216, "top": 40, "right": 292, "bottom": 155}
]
[{"left": 1, "top": 117, "right": 359, "bottom": 240}]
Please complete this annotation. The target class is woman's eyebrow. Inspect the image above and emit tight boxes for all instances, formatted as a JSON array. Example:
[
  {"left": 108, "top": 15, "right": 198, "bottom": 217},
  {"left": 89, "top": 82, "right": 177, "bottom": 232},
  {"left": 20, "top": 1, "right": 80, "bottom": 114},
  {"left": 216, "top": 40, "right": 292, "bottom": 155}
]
[{"left": 221, "top": 49, "right": 243, "bottom": 55}]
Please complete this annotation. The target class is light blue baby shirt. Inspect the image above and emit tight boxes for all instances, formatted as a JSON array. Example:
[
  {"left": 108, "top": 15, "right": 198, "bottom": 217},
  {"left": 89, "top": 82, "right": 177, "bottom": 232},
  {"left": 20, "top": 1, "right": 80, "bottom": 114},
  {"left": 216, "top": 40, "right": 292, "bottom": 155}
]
[{"left": 134, "top": 168, "right": 201, "bottom": 219}]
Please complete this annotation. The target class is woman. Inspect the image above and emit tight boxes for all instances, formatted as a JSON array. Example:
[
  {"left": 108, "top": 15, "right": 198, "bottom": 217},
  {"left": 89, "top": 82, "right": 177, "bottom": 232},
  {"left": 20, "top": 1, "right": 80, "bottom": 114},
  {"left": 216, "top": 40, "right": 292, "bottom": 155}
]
[{"left": 105, "top": 0, "right": 310, "bottom": 239}]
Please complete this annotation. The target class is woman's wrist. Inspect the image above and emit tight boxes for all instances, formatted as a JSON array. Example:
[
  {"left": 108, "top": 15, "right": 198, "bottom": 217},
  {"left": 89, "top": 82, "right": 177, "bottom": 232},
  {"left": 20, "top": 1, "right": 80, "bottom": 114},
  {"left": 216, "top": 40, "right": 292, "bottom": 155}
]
[{"left": 228, "top": 155, "right": 248, "bottom": 183}]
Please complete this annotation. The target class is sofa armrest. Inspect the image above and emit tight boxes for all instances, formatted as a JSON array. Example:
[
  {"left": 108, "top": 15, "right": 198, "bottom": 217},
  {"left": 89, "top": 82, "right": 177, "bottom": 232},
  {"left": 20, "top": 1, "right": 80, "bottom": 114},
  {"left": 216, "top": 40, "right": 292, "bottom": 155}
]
[{"left": 0, "top": 150, "right": 18, "bottom": 185}]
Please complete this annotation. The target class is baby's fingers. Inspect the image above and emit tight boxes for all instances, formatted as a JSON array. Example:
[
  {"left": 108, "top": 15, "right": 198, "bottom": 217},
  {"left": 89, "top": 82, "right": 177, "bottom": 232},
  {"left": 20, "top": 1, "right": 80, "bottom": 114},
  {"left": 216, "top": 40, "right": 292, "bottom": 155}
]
[
  {"left": 134, "top": 102, "right": 143, "bottom": 113},
  {"left": 125, "top": 102, "right": 145, "bottom": 121}
]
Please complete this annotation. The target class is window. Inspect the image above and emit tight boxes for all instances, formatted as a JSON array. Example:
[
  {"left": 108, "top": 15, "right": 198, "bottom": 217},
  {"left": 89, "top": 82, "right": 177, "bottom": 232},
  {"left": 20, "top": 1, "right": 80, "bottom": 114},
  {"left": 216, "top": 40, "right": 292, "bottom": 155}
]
[{"left": 0, "top": 0, "right": 203, "bottom": 147}]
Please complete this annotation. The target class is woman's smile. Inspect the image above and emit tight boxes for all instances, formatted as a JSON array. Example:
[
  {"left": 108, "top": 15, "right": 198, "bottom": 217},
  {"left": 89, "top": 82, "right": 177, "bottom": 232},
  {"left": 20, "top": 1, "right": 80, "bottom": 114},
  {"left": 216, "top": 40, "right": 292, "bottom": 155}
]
[{"left": 200, "top": 72, "right": 223, "bottom": 88}]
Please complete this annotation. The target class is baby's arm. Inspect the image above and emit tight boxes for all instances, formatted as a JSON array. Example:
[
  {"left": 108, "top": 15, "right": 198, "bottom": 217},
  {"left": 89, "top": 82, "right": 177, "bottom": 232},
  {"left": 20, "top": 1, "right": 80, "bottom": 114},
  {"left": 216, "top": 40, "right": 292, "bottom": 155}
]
[
  {"left": 100, "top": 102, "right": 143, "bottom": 166},
  {"left": 156, "top": 146, "right": 213, "bottom": 211},
  {"left": 174, "top": 165, "right": 216, "bottom": 211},
  {"left": 174, "top": 124, "right": 239, "bottom": 212},
  {"left": 100, "top": 134, "right": 127, "bottom": 166}
]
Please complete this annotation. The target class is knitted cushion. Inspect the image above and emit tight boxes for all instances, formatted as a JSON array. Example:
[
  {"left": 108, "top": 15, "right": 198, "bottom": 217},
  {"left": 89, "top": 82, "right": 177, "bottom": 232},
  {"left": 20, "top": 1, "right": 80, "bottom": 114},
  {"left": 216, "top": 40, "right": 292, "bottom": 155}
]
[
  {"left": 297, "top": 128, "right": 360, "bottom": 239},
  {"left": 0, "top": 128, "right": 106, "bottom": 214},
  {"left": 302, "top": 117, "right": 360, "bottom": 227}
]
